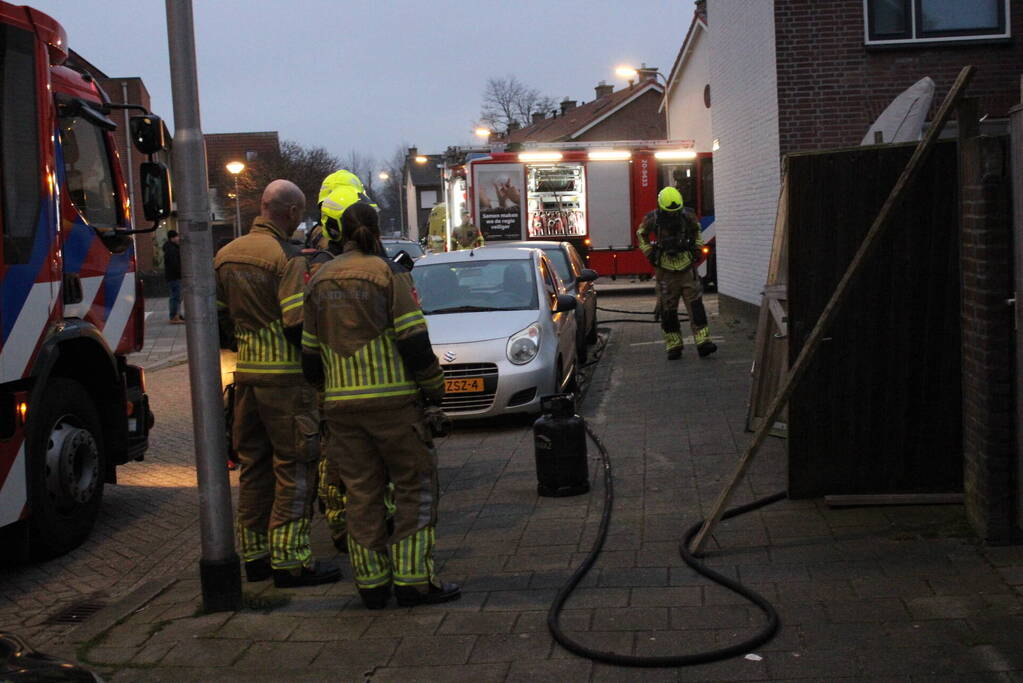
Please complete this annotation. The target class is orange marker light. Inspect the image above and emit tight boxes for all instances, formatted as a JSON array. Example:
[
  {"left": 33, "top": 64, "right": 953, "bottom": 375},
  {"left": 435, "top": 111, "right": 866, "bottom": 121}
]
[
  {"left": 16, "top": 401, "right": 27, "bottom": 425},
  {"left": 701, "top": 246, "right": 710, "bottom": 255}
]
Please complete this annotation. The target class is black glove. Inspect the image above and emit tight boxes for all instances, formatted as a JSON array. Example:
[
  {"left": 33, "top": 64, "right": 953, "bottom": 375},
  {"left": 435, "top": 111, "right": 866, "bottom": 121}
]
[
  {"left": 646, "top": 244, "right": 661, "bottom": 267},
  {"left": 423, "top": 405, "right": 451, "bottom": 438}
]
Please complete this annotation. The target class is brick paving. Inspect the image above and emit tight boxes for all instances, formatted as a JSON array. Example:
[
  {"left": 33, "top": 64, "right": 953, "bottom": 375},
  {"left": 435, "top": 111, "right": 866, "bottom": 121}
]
[
  {"left": 2, "top": 289, "right": 1023, "bottom": 680},
  {"left": 126, "top": 296, "right": 189, "bottom": 369}
]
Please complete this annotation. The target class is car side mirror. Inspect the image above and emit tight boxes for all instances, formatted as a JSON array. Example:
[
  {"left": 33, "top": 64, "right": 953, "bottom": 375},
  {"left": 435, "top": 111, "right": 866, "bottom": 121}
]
[
  {"left": 130, "top": 114, "right": 171, "bottom": 154},
  {"left": 576, "top": 268, "right": 598, "bottom": 283},
  {"left": 140, "top": 161, "right": 172, "bottom": 222},
  {"left": 392, "top": 250, "right": 415, "bottom": 271},
  {"left": 555, "top": 293, "right": 577, "bottom": 313}
]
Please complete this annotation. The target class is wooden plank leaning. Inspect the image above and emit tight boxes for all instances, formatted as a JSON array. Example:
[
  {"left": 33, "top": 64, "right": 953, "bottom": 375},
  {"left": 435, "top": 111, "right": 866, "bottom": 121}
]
[{"left": 690, "top": 65, "right": 976, "bottom": 555}]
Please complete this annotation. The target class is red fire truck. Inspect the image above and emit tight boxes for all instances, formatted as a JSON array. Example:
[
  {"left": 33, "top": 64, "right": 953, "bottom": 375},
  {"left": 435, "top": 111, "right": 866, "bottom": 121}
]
[
  {"left": 450, "top": 141, "right": 716, "bottom": 285},
  {"left": 0, "top": 2, "right": 171, "bottom": 559}
]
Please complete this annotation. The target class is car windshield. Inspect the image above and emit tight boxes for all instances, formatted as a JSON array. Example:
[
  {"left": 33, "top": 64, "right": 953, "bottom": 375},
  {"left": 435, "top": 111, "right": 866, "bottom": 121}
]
[
  {"left": 413, "top": 259, "right": 538, "bottom": 314},
  {"left": 541, "top": 248, "right": 572, "bottom": 283},
  {"left": 382, "top": 241, "right": 424, "bottom": 259}
]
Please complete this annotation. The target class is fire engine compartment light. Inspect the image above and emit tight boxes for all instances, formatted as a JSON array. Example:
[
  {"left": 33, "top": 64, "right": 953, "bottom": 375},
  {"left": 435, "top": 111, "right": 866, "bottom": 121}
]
[
  {"left": 654, "top": 150, "right": 698, "bottom": 160},
  {"left": 16, "top": 401, "right": 27, "bottom": 425},
  {"left": 588, "top": 150, "right": 632, "bottom": 161},
  {"left": 518, "top": 152, "right": 563, "bottom": 163}
]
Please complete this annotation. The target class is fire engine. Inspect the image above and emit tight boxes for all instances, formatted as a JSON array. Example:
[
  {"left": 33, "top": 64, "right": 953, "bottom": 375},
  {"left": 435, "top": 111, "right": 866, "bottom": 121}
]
[
  {"left": 0, "top": 2, "right": 171, "bottom": 559},
  {"left": 443, "top": 140, "right": 716, "bottom": 285}
]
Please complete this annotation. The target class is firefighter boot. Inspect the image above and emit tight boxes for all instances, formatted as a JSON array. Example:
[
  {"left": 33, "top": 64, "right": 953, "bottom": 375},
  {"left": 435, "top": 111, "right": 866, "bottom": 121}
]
[
  {"left": 273, "top": 557, "right": 343, "bottom": 588},
  {"left": 244, "top": 557, "right": 271, "bottom": 582},
  {"left": 698, "top": 340, "right": 718, "bottom": 357},
  {"left": 664, "top": 332, "right": 683, "bottom": 360},
  {"left": 358, "top": 584, "right": 391, "bottom": 610},
  {"left": 394, "top": 581, "right": 462, "bottom": 607}
]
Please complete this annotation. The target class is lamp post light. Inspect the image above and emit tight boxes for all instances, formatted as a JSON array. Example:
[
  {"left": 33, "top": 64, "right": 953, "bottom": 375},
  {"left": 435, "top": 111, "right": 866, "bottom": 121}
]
[
  {"left": 225, "top": 160, "right": 245, "bottom": 238},
  {"left": 378, "top": 171, "right": 390, "bottom": 181},
  {"left": 615, "top": 64, "right": 670, "bottom": 139},
  {"left": 474, "top": 126, "right": 491, "bottom": 139}
]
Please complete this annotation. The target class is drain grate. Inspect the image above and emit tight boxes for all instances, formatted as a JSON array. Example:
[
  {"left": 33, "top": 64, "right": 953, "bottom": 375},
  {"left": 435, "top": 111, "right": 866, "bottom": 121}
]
[{"left": 46, "top": 599, "right": 107, "bottom": 625}]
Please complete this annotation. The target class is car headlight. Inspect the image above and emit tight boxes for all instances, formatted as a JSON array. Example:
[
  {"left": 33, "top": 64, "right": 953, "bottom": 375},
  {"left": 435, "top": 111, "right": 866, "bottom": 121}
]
[{"left": 507, "top": 323, "right": 541, "bottom": 365}]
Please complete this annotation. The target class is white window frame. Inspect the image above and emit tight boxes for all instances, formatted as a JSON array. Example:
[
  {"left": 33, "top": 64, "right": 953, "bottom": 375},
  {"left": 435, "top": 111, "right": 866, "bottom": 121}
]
[{"left": 863, "top": 0, "right": 1010, "bottom": 46}]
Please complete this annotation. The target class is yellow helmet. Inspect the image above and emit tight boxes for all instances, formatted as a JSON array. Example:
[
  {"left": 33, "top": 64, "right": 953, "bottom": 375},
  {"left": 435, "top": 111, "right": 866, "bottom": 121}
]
[
  {"left": 320, "top": 185, "right": 364, "bottom": 242},
  {"left": 318, "top": 169, "right": 366, "bottom": 204},
  {"left": 657, "top": 186, "right": 684, "bottom": 212}
]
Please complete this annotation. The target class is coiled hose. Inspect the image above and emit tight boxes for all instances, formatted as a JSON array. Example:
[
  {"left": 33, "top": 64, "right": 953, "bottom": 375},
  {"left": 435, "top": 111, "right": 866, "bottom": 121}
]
[{"left": 546, "top": 422, "right": 787, "bottom": 667}]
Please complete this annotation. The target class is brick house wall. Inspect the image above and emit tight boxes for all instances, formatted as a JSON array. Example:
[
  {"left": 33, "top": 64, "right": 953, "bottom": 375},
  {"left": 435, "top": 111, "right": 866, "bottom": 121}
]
[
  {"left": 707, "top": 0, "right": 782, "bottom": 309},
  {"left": 773, "top": 1, "right": 1023, "bottom": 157},
  {"left": 960, "top": 133, "right": 1015, "bottom": 543},
  {"left": 573, "top": 89, "right": 667, "bottom": 141}
]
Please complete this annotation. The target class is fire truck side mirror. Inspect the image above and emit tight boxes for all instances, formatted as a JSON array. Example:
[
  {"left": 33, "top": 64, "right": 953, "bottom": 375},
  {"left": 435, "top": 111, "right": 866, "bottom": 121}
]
[
  {"left": 140, "top": 162, "right": 172, "bottom": 222},
  {"left": 130, "top": 115, "right": 171, "bottom": 155}
]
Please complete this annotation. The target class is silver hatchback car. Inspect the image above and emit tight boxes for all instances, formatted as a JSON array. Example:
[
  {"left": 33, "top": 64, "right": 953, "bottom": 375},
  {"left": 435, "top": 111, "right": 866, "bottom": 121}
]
[{"left": 412, "top": 248, "right": 578, "bottom": 418}]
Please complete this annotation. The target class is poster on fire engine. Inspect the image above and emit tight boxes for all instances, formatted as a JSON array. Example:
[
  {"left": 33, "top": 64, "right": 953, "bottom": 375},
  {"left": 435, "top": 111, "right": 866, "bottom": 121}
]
[{"left": 474, "top": 165, "right": 524, "bottom": 241}]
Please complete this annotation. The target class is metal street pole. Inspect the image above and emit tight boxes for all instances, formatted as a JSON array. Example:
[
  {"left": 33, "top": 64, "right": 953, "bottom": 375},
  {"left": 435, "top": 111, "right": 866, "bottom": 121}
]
[
  {"left": 233, "top": 176, "right": 241, "bottom": 239},
  {"left": 165, "top": 0, "right": 241, "bottom": 612}
]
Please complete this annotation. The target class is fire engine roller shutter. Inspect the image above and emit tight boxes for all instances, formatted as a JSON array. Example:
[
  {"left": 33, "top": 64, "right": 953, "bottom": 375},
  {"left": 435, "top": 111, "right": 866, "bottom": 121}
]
[{"left": 585, "top": 161, "right": 631, "bottom": 249}]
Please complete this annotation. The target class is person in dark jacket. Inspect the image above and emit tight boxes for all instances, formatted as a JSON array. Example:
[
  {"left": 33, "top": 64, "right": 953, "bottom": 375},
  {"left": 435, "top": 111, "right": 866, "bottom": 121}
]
[{"left": 163, "top": 230, "right": 184, "bottom": 323}]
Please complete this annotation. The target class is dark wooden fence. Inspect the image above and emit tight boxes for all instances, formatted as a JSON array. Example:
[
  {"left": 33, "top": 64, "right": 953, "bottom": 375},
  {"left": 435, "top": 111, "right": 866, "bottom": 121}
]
[{"left": 787, "top": 140, "right": 962, "bottom": 498}]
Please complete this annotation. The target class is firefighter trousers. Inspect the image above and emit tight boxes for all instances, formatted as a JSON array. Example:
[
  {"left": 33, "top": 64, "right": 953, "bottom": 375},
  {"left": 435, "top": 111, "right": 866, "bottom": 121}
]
[
  {"left": 233, "top": 383, "right": 319, "bottom": 570},
  {"left": 656, "top": 265, "right": 710, "bottom": 352},
  {"left": 323, "top": 402, "right": 439, "bottom": 590}
]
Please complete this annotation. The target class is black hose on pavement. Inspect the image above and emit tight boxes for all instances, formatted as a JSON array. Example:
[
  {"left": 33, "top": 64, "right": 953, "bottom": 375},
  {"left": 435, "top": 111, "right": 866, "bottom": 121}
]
[{"left": 546, "top": 422, "right": 787, "bottom": 667}]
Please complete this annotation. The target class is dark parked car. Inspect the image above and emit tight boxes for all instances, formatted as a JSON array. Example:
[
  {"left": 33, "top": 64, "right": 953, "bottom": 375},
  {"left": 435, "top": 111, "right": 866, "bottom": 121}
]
[{"left": 480, "top": 241, "right": 598, "bottom": 357}]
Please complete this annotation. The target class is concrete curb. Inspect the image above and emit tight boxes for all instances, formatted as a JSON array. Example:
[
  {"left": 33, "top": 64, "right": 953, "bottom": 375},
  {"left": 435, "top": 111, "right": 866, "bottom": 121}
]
[
  {"left": 50, "top": 577, "right": 176, "bottom": 660},
  {"left": 144, "top": 352, "right": 190, "bottom": 373}
]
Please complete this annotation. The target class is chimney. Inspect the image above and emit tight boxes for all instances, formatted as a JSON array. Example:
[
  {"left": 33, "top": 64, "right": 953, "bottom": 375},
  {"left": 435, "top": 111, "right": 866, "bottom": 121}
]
[
  {"left": 594, "top": 80, "right": 614, "bottom": 98},
  {"left": 560, "top": 97, "right": 578, "bottom": 114},
  {"left": 695, "top": 0, "right": 707, "bottom": 21},
  {"left": 407, "top": 146, "right": 418, "bottom": 158},
  {"left": 636, "top": 62, "right": 659, "bottom": 82},
  {"left": 532, "top": 111, "right": 546, "bottom": 124}
]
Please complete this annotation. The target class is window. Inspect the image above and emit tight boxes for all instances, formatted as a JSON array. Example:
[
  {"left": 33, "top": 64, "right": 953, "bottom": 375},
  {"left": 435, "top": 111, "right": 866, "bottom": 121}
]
[
  {"left": 59, "top": 116, "right": 120, "bottom": 228},
  {"left": 419, "top": 190, "right": 437, "bottom": 207},
  {"left": 865, "top": 0, "right": 1009, "bottom": 44},
  {"left": 1, "top": 24, "right": 40, "bottom": 265},
  {"left": 245, "top": 149, "right": 258, "bottom": 161}
]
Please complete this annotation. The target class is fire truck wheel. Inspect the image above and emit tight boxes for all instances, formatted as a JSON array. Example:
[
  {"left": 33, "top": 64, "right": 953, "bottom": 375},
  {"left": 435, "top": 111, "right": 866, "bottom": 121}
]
[{"left": 27, "top": 378, "right": 105, "bottom": 560}]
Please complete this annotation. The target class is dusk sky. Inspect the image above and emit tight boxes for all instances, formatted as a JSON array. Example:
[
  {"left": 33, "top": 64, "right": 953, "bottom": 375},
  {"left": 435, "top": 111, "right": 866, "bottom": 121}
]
[{"left": 29, "top": 1, "right": 690, "bottom": 167}]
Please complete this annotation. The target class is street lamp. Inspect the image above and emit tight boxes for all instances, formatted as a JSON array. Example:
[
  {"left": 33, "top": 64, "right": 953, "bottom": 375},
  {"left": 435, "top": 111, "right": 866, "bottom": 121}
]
[
  {"left": 615, "top": 64, "right": 670, "bottom": 138},
  {"left": 378, "top": 171, "right": 390, "bottom": 181},
  {"left": 225, "top": 160, "right": 245, "bottom": 238},
  {"left": 474, "top": 126, "right": 491, "bottom": 139}
]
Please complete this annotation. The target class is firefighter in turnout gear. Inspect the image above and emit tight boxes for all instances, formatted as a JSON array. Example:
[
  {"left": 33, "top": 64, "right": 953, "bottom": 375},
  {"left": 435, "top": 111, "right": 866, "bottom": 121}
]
[
  {"left": 314, "top": 184, "right": 398, "bottom": 553},
  {"left": 637, "top": 187, "right": 717, "bottom": 360},
  {"left": 214, "top": 179, "right": 342, "bottom": 588},
  {"left": 302, "top": 202, "right": 460, "bottom": 610}
]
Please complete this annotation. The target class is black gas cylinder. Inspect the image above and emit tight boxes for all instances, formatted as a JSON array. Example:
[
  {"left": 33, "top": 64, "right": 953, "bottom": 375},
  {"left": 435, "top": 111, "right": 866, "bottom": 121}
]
[{"left": 533, "top": 393, "right": 589, "bottom": 497}]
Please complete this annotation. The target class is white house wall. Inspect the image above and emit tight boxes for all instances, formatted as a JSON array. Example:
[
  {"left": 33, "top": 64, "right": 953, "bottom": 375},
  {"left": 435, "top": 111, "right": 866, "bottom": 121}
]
[
  {"left": 709, "top": 0, "right": 781, "bottom": 307},
  {"left": 667, "top": 26, "right": 713, "bottom": 151},
  {"left": 404, "top": 174, "right": 419, "bottom": 241}
]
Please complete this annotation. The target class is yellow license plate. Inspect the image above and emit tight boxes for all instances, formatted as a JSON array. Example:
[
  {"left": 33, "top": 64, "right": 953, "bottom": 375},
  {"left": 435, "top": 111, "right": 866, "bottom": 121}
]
[{"left": 445, "top": 377, "right": 484, "bottom": 393}]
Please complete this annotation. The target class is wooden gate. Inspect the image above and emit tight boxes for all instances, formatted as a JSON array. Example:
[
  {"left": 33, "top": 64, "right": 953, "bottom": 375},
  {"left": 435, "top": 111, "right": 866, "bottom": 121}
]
[{"left": 786, "top": 140, "right": 962, "bottom": 498}]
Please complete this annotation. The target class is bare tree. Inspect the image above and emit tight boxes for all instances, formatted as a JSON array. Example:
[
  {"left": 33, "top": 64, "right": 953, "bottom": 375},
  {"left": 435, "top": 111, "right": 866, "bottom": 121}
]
[
  {"left": 480, "top": 75, "right": 556, "bottom": 131},
  {"left": 230, "top": 140, "right": 340, "bottom": 222},
  {"left": 378, "top": 145, "right": 409, "bottom": 235}
]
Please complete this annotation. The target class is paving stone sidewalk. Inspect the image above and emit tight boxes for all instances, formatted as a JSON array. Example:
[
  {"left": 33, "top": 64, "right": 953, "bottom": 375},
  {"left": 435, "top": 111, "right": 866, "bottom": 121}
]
[
  {"left": 57, "top": 291, "right": 1023, "bottom": 681},
  {"left": 126, "top": 296, "right": 189, "bottom": 370}
]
